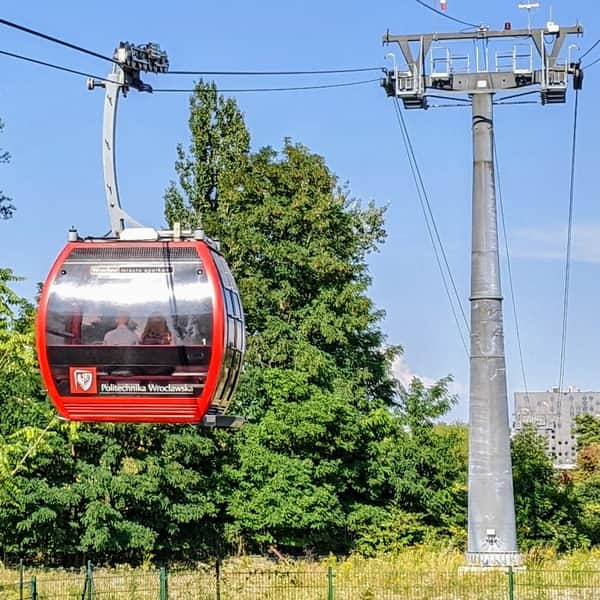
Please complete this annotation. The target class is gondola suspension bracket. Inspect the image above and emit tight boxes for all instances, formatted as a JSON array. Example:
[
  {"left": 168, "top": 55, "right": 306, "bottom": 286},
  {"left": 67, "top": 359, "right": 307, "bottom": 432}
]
[{"left": 87, "top": 42, "right": 169, "bottom": 237}]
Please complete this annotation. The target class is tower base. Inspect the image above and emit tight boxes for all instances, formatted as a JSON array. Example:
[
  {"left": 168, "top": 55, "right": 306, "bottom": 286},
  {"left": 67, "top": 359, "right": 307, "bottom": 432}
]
[{"left": 465, "top": 552, "right": 522, "bottom": 567}]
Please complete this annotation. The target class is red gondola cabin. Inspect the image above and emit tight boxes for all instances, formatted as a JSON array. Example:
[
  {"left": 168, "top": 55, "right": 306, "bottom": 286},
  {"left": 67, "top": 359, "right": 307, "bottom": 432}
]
[{"left": 36, "top": 239, "right": 245, "bottom": 423}]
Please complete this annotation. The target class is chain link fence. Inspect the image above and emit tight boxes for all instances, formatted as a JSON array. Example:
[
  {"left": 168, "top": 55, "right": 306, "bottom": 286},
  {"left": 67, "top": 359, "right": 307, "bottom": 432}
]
[{"left": 2, "top": 562, "right": 600, "bottom": 599}]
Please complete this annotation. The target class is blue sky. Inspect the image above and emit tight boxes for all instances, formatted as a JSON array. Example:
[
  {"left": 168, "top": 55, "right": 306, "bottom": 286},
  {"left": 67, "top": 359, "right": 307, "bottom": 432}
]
[{"left": 0, "top": 1, "right": 597, "bottom": 421}]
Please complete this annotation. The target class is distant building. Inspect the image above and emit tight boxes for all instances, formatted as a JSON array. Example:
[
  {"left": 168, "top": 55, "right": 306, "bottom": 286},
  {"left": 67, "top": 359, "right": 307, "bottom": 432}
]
[{"left": 513, "top": 387, "right": 600, "bottom": 468}]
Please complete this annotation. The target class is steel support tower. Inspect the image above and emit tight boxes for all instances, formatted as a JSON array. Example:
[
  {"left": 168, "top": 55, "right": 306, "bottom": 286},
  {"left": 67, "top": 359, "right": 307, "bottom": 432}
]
[{"left": 382, "top": 19, "right": 582, "bottom": 566}]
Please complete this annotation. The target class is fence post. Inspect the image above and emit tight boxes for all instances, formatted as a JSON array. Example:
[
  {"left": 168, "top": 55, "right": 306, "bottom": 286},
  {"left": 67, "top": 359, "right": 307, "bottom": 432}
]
[
  {"left": 160, "top": 566, "right": 168, "bottom": 600},
  {"left": 215, "top": 558, "right": 221, "bottom": 600},
  {"left": 19, "top": 559, "right": 24, "bottom": 600},
  {"left": 328, "top": 566, "right": 335, "bottom": 600},
  {"left": 507, "top": 566, "right": 514, "bottom": 600},
  {"left": 86, "top": 561, "right": 94, "bottom": 600},
  {"left": 29, "top": 576, "right": 37, "bottom": 600}
]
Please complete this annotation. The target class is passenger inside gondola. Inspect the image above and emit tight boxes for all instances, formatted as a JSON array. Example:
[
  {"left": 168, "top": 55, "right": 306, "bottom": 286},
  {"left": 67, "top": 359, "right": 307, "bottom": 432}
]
[
  {"left": 141, "top": 314, "right": 174, "bottom": 345},
  {"left": 103, "top": 312, "right": 140, "bottom": 345}
]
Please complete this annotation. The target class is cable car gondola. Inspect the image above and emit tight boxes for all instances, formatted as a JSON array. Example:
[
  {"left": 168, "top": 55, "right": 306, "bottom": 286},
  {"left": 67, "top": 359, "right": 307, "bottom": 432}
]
[{"left": 36, "top": 42, "right": 245, "bottom": 424}]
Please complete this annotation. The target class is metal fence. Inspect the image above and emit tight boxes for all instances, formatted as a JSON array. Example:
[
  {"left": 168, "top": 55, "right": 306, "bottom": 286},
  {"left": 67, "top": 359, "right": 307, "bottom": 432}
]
[{"left": 2, "top": 563, "right": 600, "bottom": 599}]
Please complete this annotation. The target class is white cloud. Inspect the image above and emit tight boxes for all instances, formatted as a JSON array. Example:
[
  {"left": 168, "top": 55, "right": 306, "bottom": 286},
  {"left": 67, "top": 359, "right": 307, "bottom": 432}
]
[
  {"left": 392, "top": 356, "right": 466, "bottom": 397},
  {"left": 392, "top": 356, "right": 468, "bottom": 421},
  {"left": 392, "top": 355, "right": 436, "bottom": 388},
  {"left": 511, "top": 223, "right": 600, "bottom": 264}
]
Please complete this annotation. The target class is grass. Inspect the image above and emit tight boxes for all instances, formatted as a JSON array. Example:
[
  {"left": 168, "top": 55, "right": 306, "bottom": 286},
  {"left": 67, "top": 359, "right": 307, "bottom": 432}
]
[{"left": 2, "top": 548, "right": 600, "bottom": 598}]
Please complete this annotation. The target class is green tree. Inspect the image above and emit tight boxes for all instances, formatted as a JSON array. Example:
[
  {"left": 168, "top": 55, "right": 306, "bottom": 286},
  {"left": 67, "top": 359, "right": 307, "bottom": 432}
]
[
  {"left": 0, "top": 120, "right": 15, "bottom": 219},
  {"left": 352, "top": 378, "right": 467, "bottom": 555},
  {"left": 512, "top": 425, "right": 585, "bottom": 551},
  {"left": 0, "top": 269, "right": 51, "bottom": 469},
  {"left": 570, "top": 415, "right": 600, "bottom": 545},
  {"left": 165, "top": 81, "right": 400, "bottom": 553},
  {"left": 574, "top": 414, "right": 600, "bottom": 449},
  {"left": 0, "top": 269, "right": 236, "bottom": 564},
  {"left": 0, "top": 270, "right": 67, "bottom": 560},
  {"left": 164, "top": 81, "right": 250, "bottom": 231},
  {"left": 0, "top": 81, "right": 475, "bottom": 563}
]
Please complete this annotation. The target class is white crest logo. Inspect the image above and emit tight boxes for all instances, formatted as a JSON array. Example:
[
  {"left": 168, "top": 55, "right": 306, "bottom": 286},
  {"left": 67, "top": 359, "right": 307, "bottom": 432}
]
[{"left": 74, "top": 370, "right": 93, "bottom": 391}]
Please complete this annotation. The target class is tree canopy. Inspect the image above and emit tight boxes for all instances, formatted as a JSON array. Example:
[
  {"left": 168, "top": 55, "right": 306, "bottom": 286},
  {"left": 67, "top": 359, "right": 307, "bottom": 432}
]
[
  {"left": 164, "top": 81, "right": 406, "bottom": 553},
  {"left": 8, "top": 81, "right": 600, "bottom": 564},
  {"left": 511, "top": 425, "right": 585, "bottom": 551},
  {"left": 0, "top": 120, "right": 15, "bottom": 220}
]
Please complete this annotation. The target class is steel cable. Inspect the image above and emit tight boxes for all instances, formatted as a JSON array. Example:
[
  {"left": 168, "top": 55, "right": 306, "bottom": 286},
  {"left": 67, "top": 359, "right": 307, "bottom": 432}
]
[
  {"left": 167, "top": 67, "right": 383, "bottom": 76},
  {"left": 0, "top": 49, "right": 380, "bottom": 92},
  {"left": 493, "top": 135, "right": 529, "bottom": 395},
  {"left": 0, "top": 17, "right": 117, "bottom": 64},
  {"left": 0, "top": 49, "right": 112, "bottom": 83},
  {"left": 414, "top": 0, "right": 480, "bottom": 29},
  {"left": 391, "top": 97, "right": 470, "bottom": 357},
  {"left": 558, "top": 89, "right": 580, "bottom": 396}
]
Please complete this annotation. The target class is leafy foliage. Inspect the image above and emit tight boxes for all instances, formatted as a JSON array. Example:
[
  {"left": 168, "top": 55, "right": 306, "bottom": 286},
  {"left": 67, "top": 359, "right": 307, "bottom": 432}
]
[
  {"left": 0, "top": 83, "right": 500, "bottom": 564},
  {"left": 165, "top": 81, "right": 413, "bottom": 553},
  {"left": 2, "top": 81, "right": 600, "bottom": 563},
  {"left": 512, "top": 425, "right": 586, "bottom": 551},
  {"left": 0, "top": 120, "right": 15, "bottom": 219},
  {"left": 355, "top": 378, "right": 467, "bottom": 554},
  {"left": 570, "top": 416, "right": 600, "bottom": 546},
  {"left": 575, "top": 415, "right": 600, "bottom": 449},
  {"left": 0, "top": 269, "right": 61, "bottom": 556}
]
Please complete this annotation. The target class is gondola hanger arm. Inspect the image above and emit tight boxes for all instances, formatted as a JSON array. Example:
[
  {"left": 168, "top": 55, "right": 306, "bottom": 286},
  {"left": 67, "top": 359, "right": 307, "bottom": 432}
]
[{"left": 88, "top": 42, "right": 169, "bottom": 237}]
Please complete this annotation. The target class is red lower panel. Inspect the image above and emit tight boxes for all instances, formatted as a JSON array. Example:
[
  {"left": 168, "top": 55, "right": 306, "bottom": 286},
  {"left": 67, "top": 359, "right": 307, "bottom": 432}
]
[{"left": 62, "top": 398, "right": 201, "bottom": 423}]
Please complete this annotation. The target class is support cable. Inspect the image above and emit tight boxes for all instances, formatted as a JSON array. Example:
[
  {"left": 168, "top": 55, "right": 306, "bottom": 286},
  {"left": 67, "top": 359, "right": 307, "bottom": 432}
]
[
  {"left": 391, "top": 97, "right": 470, "bottom": 356},
  {"left": 493, "top": 100, "right": 539, "bottom": 106},
  {"left": 167, "top": 67, "right": 383, "bottom": 76},
  {"left": 414, "top": 0, "right": 480, "bottom": 29},
  {"left": 153, "top": 79, "right": 380, "bottom": 93},
  {"left": 392, "top": 98, "right": 469, "bottom": 337},
  {"left": 586, "top": 56, "right": 600, "bottom": 69},
  {"left": 0, "top": 49, "right": 112, "bottom": 83},
  {"left": 580, "top": 39, "right": 600, "bottom": 61},
  {"left": 558, "top": 89, "right": 580, "bottom": 395},
  {"left": 428, "top": 103, "right": 472, "bottom": 109},
  {"left": 493, "top": 135, "right": 529, "bottom": 395},
  {"left": 0, "top": 15, "right": 383, "bottom": 77},
  {"left": 0, "top": 49, "right": 379, "bottom": 92},
  {"left": 0, "top": 18, "right": 117, "bottom": 64},
  {"left": 495, "top": 90, "right": 539, "bottom": 102},
  {"left": 426, "top": 94, "right": 472, "bottom": 103}
]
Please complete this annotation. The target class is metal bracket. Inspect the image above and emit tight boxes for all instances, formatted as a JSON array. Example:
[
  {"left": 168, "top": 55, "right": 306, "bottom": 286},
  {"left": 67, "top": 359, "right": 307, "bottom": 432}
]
[
  {"left": 383, "top": 51, "right": 428, "bottom": 109},
  {"left": 382, "top": 24, "right": 583, "bottom": 104},
  {"left": 200, "top": 414, "right": 246, "bottom": 429},
  {"left": 88, "top": 42, "right": 169, "bottom": 237}
]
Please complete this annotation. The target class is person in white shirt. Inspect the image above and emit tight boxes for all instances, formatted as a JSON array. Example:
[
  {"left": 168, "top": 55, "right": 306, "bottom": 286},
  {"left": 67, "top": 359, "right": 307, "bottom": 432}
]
[{"left": 103, "top": 313, "right": 139, "bottom": 345}]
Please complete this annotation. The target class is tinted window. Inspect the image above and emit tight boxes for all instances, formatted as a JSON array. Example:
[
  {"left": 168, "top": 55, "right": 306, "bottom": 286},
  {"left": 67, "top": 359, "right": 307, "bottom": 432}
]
[
  {"left": 47, "top": 258, "right": 212, "bottom": 347},
  {"left": 44, "top": 246, "right": 214, "bottom": 397}
]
